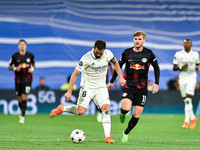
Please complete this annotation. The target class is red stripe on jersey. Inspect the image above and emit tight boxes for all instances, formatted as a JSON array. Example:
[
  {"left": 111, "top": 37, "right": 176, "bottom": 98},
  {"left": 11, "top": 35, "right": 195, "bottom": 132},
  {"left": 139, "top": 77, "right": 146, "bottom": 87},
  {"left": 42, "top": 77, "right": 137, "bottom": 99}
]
[
  {"left": 17, "top": 78, "right": 20, "bottom": 84},
  {"left": 137, "top": 85, "right": 141, "bottom": 89},
  {"left": 134, "top": 70, "right": 138, "bottom": 82},
  {"left": 141, "top": 81, "right": 145, "bottom": 87},
  {"left": 123, "top": 65, "right": 127, "bottom": 79}
]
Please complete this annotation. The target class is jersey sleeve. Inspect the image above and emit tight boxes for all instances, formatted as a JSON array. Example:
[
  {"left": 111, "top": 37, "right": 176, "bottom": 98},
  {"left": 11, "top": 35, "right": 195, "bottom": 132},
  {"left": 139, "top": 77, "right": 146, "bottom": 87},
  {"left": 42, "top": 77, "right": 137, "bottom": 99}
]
[
  {"left": 150, "top": 51, "right": 160, "bottom": 85},
  {"left": 9, "top": 54, "right": 15, "bottom": 66},
  {"left": 31, "top": 53, "right": 35, "bottom": 64},
  {"left": 195, "top": 52, "right": 199, "bottom": 64},
  {"left": 173, "top": 52, "right": 179, "bottom": 65},
  {"left": 118, "top": 51, "right": 126, "bottom": 68},
  {"left": 105, "top": 49, "right": 115, "bottom": 63},
  {"left": 75, "top": 56, "right": 88, "bottom": 72}
]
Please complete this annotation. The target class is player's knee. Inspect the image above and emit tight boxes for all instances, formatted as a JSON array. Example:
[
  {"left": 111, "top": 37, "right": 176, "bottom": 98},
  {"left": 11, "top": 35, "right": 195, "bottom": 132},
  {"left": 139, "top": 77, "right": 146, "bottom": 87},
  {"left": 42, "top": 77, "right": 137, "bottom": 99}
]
[
  {"left": 101, "top": 104, "right": 110, "bottom": 112},
  {"left": 77, "top": 106, "right": 86, "bottom": 115},
  {"left": 133, "top": 114, "right": 141, "bottom": 118}
]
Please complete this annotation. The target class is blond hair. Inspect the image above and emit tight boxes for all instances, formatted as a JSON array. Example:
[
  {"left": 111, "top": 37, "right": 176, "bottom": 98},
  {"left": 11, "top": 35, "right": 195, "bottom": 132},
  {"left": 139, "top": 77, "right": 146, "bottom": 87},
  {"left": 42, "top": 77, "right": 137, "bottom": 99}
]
[{"left": 134, "top": 31, "right": 146, "bottom": 39}]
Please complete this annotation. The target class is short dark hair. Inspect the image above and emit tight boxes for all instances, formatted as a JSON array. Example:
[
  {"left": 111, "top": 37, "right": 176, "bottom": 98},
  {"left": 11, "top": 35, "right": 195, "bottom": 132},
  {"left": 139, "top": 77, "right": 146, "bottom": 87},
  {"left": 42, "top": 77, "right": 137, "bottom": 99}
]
[
  {"left": 184, "top": 39, "right": 192, "bottom": 44},
  {"left": 94, "top": 40, "right": 106, "bottom": 50},
  {"left": 18, "top": 39, "right": 27, "bottom": 44},
  {"left": 40, "top": 77, "right": 45, "bottom": 80}
]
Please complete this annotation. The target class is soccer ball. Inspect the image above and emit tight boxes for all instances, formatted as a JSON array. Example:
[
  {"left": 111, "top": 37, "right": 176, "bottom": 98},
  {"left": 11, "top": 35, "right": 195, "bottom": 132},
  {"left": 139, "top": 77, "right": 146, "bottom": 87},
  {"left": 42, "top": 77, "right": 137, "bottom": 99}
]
[{"left": 70, "top": 129, "right": 85, "bottom": 143}]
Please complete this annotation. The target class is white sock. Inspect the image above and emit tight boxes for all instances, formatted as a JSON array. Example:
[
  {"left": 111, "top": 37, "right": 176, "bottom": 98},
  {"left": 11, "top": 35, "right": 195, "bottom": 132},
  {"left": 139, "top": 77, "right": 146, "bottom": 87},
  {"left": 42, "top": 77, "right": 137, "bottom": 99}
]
[
  {"left": 62, "top": 105, "right": 78, "bottom": 115},
  {"left": 184, "top": 98, "right": 195, "bottom": 122},
  {"left": 185, "top": 98, "right": 195, "bottom": 120},
  {"left": 102, "top": 110, "right": 111, "bottom": 139}
]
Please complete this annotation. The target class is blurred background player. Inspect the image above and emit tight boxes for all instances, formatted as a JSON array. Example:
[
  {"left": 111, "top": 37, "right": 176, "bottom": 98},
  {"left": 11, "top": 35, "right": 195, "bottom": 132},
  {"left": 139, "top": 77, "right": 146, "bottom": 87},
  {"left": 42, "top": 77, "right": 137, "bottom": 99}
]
[
  {"left": 50, "top": 40, "right": 126, "bottom": 144},
  {"left": 108, "top": 31, "right": 160, "bottom": 142},
  {"left": 35, "top": 77, "right": 50, "bottom": 90},
  {"left": 60, "top": 75, "right": 78, "bottom": 91},
  {"left": 173, "top": 39, "right": 199, "bottom": 129},
  {"left": 167, "top": 77, "right": 180, "bottom": 91},
  {"left": 8, "top": 39, "right": 35, "bottom": 124}
]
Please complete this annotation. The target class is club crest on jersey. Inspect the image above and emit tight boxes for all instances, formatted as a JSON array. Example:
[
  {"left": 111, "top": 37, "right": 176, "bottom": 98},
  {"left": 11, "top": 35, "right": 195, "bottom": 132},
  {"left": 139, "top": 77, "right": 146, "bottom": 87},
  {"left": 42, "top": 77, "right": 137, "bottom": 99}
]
[
  {"left": 141, "top": 58, "right": 147, "bottom": 63},
  {"left": 26, "top": 58, "right": 30, "bottom": 63},
  {"left": 79, "top": 61, "right": 83, "bottom": 66},
  {"left": 130, "top": 64, "right": 144, "bottom": 70},
  {"left": 122, "top": 93, "right": 128, "bottom": 97},
  {"left": 106, "top": 58, "right": 109, "bottom": 63}
]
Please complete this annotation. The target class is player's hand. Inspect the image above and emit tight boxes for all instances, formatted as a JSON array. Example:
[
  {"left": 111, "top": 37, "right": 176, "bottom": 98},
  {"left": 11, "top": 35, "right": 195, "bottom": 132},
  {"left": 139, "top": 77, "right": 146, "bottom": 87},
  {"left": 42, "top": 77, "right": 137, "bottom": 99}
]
[
  {"left": 181, "top": 63, "right": 188, "bottom": 70},
  {"left": 119, "top": 78, "right": 126, "bottom": 87},
  {"left": 65, "top": 91, "right": 72, "bottom": 101},
  {"left": 152, "top": 83, "right": 159, "bottom": 94},
  {"left": 108, "top": 83, "right": 113, "bottom": 90},
  {"left": 15, "top": 66, "right": 21, "bottom": 72},
  {"left": 28, "top": 68, "right": 33, "bottom": 73},
  {"left": 195, "top": 65, "right": 199, "bottom": 71}
]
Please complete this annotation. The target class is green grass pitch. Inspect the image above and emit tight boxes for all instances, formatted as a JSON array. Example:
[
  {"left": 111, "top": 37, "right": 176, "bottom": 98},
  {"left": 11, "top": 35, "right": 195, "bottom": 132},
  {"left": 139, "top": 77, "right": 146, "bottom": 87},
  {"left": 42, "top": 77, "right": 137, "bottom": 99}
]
[{"left": 0, "top": 114, "right": 199, "bottom": 150}]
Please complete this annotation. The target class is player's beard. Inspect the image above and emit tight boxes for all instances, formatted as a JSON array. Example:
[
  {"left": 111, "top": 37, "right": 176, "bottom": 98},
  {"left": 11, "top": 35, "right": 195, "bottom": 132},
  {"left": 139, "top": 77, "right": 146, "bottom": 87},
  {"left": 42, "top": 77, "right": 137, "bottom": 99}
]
[{"left": 95, "top": 55, "right": 101, "bottom": 59}]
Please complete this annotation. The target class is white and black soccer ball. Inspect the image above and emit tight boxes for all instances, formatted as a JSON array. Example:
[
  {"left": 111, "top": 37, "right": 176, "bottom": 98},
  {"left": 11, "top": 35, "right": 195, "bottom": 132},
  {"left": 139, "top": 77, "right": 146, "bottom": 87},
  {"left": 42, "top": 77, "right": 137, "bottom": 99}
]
[{"left": 70, "top": 129, "right": 85, "bottom": 143}]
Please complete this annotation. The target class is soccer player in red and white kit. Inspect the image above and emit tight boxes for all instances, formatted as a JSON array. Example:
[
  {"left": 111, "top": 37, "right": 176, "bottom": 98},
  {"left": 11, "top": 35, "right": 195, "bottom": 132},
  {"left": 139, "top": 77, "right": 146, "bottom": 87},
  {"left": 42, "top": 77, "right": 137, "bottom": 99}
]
[
  {"left": 108, "top": 31, "right": 160, "bottom": 142},
  {"left": 8, "top": 39, "right": 35, "bottom": 124},
  {"left": 173, "top": 39, "right": 199, "bottom": 129}
]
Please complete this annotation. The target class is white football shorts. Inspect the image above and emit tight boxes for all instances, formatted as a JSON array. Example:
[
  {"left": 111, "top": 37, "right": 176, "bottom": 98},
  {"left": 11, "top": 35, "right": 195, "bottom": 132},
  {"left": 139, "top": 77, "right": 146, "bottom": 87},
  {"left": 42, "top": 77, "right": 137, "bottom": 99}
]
[
  {"left": 179, "top": 82, "right": 196, "bottom": 97},
  {"left": 77, "top": 87, "right": 110, "bottom": 109}
]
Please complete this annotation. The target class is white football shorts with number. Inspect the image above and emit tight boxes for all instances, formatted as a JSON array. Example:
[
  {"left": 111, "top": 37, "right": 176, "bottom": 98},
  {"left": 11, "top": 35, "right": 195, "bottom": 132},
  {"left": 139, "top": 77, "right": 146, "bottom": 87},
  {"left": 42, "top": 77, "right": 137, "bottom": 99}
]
[
  {"left": 77, "top": 87, "right": 110, "bottom": 109},
  {"left": 75, "top": 49, "right": 115, "bottom": 108}
]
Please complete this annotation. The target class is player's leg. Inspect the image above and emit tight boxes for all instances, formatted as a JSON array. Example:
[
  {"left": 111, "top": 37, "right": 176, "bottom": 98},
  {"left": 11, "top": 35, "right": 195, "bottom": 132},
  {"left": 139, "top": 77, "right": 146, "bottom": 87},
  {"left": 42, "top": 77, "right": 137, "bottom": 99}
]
[
  {"left": 179, "top": 84, "right": 190, "bottom": 129},
  {"left": 96, "top": 105, "right": 103, "bottom": 122},
  {"left": 122, "top": 89, "right": 147, "bottom": 142},
  {"left": 94, "top": 88, "right": 114, "bottom": 143},
  {"left": 120, "top": 98, "right": 132, "bottom": 123},
  {"left": 120, "top": 88, "right": 133, "bottom": 123},
  {"left": 19, "top": 83, "right": 32, "bottom": 124},
  {"left": 185, "top": 83, "right": 198, "bottom": 129},
  {"left": 122, "top": 106, "right": 144, "bottom": 142},
  {"left": 50, "top": 87, "right": 92, "bottom": 118},
  {"left": 101, "top": 104, "right": 114, "bottom": 143},
  {"left": 16, "top": 83, "right": 22, "bottom": 118},
  {"left": 17, "top": 96, "right": 22, "bottom": 118}
]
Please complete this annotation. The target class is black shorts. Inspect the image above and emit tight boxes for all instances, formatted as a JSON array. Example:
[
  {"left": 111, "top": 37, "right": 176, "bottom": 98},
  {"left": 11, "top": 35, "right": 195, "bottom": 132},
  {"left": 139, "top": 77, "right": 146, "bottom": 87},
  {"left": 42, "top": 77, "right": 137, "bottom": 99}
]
[
  {"left": 122, "top": 87, "right": 148, "bottom": 107},
  {"left": 15, "top": 82, "right": 32, "bottom": 96}
]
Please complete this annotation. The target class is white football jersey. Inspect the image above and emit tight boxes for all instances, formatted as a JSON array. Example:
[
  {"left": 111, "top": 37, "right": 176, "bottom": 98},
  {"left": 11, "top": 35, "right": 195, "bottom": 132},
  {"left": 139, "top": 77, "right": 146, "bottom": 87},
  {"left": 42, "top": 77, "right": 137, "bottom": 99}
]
[
  {"left": 173, "top": 49, "right": 199, "bottom": 84},
  {"left": 76, "top": 49, "right": 115, "bottom": 89}
]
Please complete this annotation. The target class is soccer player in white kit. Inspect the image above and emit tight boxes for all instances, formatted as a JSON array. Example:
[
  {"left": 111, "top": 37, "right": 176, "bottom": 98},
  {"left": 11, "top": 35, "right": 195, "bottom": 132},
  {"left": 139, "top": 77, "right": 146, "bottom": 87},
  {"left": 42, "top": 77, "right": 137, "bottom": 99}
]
[
  {"left": 50, "top": 40, "right": 126, "bottom": 143},
  {"left": 173, "top": 39, "right": 199, "bottom": 129}
]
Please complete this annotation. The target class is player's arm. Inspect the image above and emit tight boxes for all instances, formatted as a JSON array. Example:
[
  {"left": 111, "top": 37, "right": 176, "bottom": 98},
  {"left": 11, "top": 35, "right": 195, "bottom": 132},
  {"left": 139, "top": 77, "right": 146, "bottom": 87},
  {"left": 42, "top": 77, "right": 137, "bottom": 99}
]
[
  {"left": 195, "top": 64, "right": 199, "bottom": 71},
  {"left": 65, "top": 69, "right": 80, "bottom": 101},
  {"left": 110, "top": 58, "right": 126, "bottom": 89},
  {"left": 195, "top": 53, "right": 199, "bottom": 71},
  {"left": 28, "top": 55, "right": 35, "bottom": 73},
  {"left": 8, "top": 57, "right": 21, "bottom": 72},
  {"left": 28, "top": 62, "right": 35, "bottom": 73},
  {"left": 109, "top": 63, "right": 118, "bottom": 90},
  {"left": 109, "top": 52, "right": 125, "bottom": 85},
  {"left": 173, "top": 64, "right": 188, "bottom": 71},
  {"left": 150, "top": 53, "right": 160, "bottom": 94}
]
